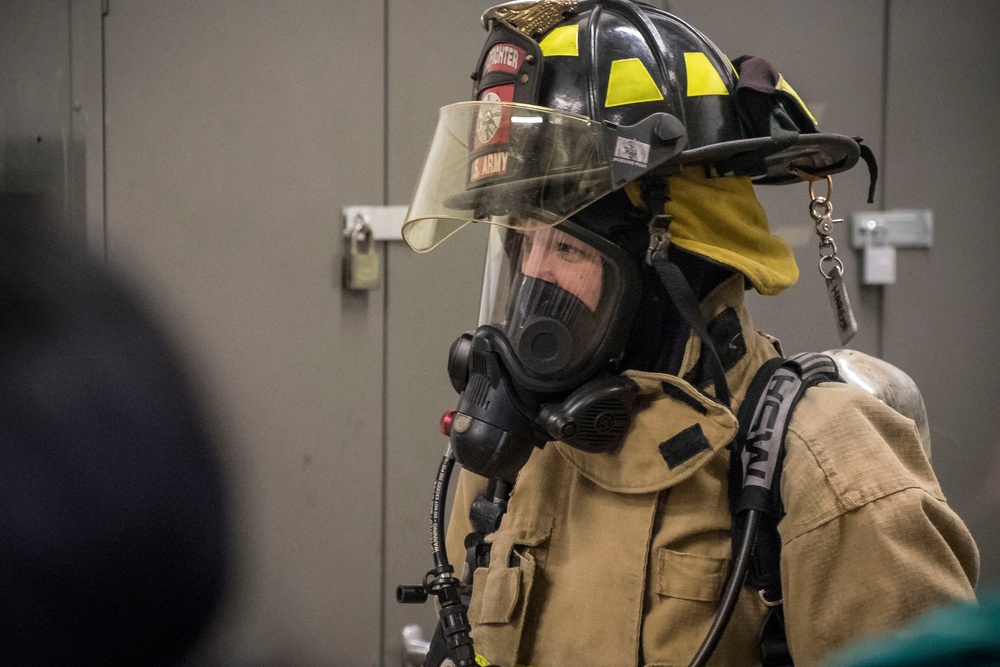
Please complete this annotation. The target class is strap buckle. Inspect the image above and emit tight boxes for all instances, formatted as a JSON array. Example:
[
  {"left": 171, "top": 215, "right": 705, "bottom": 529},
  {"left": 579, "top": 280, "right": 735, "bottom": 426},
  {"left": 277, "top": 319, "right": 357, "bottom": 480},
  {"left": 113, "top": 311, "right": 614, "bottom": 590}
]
[{"left": 646, "top": 214, "right": 672, "bottom": 265}]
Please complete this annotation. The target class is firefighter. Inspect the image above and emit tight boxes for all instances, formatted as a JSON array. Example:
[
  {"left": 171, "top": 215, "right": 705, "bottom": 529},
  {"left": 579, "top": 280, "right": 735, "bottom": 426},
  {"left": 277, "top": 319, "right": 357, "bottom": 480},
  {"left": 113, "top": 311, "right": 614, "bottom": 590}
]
[{"left": 401, "top": 2, "right": 978, "bottom": 665}]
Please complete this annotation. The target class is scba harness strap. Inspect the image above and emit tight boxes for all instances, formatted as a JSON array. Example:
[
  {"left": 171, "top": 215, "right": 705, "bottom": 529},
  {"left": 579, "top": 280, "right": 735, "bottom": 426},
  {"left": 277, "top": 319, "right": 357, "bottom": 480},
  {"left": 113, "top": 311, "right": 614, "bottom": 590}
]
[{"left": 730, "top": 352, "right": 843, "bottom": 667}]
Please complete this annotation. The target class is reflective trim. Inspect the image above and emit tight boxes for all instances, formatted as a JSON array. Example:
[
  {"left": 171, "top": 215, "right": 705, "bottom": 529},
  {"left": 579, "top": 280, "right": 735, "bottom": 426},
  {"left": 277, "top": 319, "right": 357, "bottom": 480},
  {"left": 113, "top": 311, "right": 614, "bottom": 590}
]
[
  {"left": 539, "top": 24, "right": 579, "bottom": 57},
  {"left": 605, "top": 58, "right": 664, "bottom": 107},
  {"left": 776, "top": 74, "right": 818, "bottom": 125},
  {"left": 474, "top": 654, "right": 535, "bottom": 667},
  {"left": 684, "top": 52, "right": 729, "bottom": 97}
]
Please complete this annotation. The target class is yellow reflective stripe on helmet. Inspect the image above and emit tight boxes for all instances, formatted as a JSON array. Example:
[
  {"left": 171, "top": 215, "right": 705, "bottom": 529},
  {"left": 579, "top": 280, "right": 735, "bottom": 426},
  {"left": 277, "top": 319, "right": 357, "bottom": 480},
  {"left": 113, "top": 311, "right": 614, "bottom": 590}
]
[
  {"left": 539, "top": 24, "right": 579, "bottom": 57},
  {"left": 684, "top": 51, "right": 729, "bottom": 96},
  {"left": 775, "top": 74, "right": 818, "bottom": 125},
  {"left": 605, "top": 58, "right": 665, "bottom": 107}
]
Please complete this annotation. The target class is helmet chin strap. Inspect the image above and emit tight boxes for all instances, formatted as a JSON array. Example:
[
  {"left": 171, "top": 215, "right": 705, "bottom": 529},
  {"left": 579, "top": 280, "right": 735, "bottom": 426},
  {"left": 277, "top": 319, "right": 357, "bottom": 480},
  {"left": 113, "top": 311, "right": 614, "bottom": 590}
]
[{"left": 641, "top": 176, "right": 732, "bottom": 407}]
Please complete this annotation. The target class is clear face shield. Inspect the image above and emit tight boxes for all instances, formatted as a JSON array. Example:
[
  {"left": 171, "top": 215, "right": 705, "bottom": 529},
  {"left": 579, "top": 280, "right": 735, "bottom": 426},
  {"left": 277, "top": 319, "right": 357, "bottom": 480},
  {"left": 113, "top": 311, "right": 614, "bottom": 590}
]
[{"left": 401, "top": 101, "right": 618, "bottom": 253}]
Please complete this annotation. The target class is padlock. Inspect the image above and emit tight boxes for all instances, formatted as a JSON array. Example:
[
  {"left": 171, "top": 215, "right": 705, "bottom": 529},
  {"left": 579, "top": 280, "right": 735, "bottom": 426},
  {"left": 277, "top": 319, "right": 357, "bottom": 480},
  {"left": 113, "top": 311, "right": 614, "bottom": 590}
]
[{"left": 343, "top": 219, "right": 381, "bottom": 291}]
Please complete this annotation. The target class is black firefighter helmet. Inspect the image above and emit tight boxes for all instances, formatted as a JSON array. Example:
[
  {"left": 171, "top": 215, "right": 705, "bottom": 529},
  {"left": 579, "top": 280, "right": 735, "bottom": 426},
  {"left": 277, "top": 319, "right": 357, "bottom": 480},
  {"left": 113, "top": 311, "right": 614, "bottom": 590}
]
[{"left": 402, "top": 0, "right": 874, "bottom": 253}]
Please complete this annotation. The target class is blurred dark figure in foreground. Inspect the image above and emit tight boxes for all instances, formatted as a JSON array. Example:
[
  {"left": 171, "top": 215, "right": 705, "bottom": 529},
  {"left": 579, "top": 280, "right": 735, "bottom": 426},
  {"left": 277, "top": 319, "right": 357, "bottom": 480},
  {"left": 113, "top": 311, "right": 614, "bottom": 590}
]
[{"left": 0, "top": 193, "right": 230, "bottom": 665}]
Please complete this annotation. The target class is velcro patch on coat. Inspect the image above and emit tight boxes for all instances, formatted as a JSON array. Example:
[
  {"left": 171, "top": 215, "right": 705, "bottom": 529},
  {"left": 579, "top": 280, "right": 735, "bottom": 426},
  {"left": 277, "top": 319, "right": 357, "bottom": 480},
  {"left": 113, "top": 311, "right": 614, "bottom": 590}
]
[
  {"left": 658, "top": 423, "right": 711, "bottom": 468},
  {"left": 472, "top": 566, "right": 521, "bottom": 624}
]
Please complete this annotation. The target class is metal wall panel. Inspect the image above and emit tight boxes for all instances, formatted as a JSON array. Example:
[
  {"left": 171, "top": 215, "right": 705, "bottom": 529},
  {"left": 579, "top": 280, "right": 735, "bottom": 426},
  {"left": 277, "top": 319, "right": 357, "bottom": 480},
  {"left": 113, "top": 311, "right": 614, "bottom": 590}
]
[
  {"left": 0, "top": 1, "right": 80, "bottom": 241},
  {"left": 667, "top": 0, "right": 886, "bottom": 357},
  {"left": 104, "top": 3, "right": 386, "bottom": 664},
  {"left": 69, "top": 0, "right": 107, "bottom": 257},
  {"left": 383, "top": 2, "right": 497, "bottom": 662},
  {"left": 882, "top": 0, "right": 1000, "bottom": 585}
]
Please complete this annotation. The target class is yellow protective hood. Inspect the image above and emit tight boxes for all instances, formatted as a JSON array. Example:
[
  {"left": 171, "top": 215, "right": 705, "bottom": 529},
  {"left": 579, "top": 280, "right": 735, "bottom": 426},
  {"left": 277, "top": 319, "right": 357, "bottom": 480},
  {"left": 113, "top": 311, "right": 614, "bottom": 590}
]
[{"left": 627, "top": 168, "right": 799, "bottom": 295}]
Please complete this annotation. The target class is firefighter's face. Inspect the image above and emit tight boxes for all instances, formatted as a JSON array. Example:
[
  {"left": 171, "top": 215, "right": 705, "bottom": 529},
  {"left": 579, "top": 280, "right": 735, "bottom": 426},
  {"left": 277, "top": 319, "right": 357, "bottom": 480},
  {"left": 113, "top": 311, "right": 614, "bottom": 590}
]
[{"left": 517, "top": 222, "right": 604, "bottom": 311}]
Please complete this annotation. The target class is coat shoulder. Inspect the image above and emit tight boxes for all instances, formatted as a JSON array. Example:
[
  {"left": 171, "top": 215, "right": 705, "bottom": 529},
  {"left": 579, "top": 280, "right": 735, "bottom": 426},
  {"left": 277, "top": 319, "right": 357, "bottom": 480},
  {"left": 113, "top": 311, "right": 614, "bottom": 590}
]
[{"left": 779, "top": 381, "right": 943, "bottom": 539}]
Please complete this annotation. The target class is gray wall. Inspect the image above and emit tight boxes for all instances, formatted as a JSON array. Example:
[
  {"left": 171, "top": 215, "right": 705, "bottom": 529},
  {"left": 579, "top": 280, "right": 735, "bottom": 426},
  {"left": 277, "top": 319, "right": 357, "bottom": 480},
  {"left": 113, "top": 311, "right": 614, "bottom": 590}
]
[
  {"left": 1, "top": 1, "right": 998, "bottom": 665},
  {"left": 102, "top": 4, "right": 388, "bottom": 665},
  {"left": 881, "top": 1, "right": 1000, "bottom": 575}
]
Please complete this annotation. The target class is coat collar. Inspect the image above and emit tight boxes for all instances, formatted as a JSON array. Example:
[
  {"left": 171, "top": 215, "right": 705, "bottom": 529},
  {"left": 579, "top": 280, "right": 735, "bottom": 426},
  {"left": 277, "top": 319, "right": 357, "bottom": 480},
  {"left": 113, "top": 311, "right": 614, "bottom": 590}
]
[{"left": 553, "top": 274, "right": 781, "bottom": 493}]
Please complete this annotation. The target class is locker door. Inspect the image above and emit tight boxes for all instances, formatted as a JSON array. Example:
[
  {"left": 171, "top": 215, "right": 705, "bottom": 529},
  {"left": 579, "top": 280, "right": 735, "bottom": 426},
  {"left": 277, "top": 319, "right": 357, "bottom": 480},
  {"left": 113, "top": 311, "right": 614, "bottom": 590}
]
[
  {"left": 882, "top": 1, "right": 1000, "bottom": 585},
  {"left": 0, "top": 0, "right": 81, "bottom": 242},
  {"left": 383, "top": 2, "right": 497, "bottom": 662},
  {"left": 104, "top": 3, "right": 386, "bottom": 664}
]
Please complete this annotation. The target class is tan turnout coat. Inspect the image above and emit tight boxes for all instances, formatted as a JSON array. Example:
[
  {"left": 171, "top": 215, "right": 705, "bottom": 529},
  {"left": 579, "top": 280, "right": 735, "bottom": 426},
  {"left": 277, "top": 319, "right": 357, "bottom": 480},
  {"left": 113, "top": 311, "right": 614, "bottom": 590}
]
[{"left": 445, "top": 275, "right": 978, "bottom": 667}]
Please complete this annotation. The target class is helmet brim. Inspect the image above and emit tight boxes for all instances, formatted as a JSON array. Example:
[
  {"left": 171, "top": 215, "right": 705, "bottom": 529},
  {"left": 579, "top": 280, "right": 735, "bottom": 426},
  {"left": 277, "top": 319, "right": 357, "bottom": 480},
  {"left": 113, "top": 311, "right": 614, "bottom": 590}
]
[{"left": 677, "top": 132, "right": 861, "bottom": 185}]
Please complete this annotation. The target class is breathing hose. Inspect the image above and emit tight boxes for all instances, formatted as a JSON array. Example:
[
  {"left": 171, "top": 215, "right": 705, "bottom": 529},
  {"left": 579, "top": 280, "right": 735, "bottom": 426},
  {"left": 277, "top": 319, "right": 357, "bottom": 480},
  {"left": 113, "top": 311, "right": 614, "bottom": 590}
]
[
  {"left": 688, "top": 508, "right": 761, "bottom": 667},
  {"left": 396, "top": 449, "right": 478, "bottom": 667}
]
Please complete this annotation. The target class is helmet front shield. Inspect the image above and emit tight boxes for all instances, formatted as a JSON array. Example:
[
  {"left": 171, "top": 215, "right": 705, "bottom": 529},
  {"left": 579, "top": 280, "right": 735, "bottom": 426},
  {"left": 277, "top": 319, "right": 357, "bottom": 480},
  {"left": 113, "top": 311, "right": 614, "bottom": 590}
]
[{"left": 401, "top": 100, "right": 687, "bottom": 252}]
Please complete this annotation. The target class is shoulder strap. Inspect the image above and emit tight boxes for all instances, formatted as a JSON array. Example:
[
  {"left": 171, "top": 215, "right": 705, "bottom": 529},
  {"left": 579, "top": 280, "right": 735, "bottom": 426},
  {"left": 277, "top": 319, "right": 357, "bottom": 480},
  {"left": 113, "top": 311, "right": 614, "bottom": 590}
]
[
  {"left": 729, "top": 352, "right": 842, "bottom": 667},
  {"left": 731, "top": 352, "right": 840, "bottom": 517}
]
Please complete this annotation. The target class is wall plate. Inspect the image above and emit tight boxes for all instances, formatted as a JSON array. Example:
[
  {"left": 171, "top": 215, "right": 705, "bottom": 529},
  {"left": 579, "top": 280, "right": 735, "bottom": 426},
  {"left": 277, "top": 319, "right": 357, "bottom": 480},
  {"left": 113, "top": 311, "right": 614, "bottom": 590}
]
[
  {"left": 343, "top": 205, "right": 408, "bottom": 241},
  {"left": 850, "top": 209, "right": 933, "bottom": 248}
]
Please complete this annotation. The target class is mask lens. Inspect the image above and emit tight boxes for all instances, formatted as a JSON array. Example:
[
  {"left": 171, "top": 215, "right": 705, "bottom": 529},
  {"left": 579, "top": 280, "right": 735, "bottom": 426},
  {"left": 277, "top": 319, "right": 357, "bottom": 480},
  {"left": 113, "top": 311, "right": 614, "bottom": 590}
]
[{"left": 480, "top": 222, "right": 623, "bottom": 382}]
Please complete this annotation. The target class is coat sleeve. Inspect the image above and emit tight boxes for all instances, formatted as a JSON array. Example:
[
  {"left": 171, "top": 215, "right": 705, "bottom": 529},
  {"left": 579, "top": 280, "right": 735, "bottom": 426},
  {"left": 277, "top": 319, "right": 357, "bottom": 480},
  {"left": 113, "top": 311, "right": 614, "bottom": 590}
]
[{"left": 777, "top": 382, "right": 979, "bottom": 667}]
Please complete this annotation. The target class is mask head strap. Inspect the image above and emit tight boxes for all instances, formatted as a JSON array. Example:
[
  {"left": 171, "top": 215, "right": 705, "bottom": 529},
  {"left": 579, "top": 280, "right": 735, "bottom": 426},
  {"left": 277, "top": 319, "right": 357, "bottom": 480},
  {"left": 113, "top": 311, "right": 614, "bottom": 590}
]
[{"left": 641, "top": 175, "right": 732, "bottom": 406}]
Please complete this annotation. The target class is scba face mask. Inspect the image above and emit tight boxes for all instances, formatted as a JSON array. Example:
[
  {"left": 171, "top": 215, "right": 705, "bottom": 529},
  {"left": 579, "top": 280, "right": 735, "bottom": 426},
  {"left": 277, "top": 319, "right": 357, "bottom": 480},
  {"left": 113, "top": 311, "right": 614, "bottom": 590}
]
[{"left": 446, "top": 220, "right": 641, "bottom": 482}]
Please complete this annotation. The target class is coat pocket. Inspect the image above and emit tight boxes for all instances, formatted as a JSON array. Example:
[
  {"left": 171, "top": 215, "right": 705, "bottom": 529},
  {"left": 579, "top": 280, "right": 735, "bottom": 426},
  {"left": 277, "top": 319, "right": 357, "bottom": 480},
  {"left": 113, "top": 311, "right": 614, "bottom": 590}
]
[{"left": 656, "top": 548, "right": 730, "bottom": 602}]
